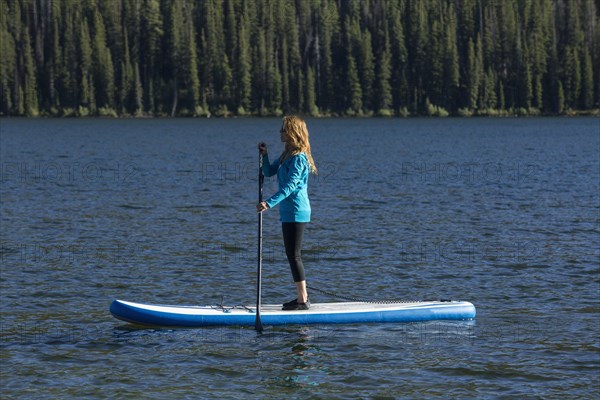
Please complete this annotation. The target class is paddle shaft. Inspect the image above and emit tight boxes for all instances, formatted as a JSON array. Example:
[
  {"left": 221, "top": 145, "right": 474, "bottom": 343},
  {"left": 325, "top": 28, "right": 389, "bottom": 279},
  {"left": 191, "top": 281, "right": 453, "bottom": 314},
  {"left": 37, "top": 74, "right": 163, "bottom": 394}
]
[{"left": 255, "top": 152, "right": 264, "bottom": 332}]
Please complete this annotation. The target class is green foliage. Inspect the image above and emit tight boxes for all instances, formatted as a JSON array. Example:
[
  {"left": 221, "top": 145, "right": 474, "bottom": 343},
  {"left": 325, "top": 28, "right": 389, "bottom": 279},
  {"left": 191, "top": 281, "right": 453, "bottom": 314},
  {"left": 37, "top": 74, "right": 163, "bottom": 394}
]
[
  {"left": 77, "top": 106, "right": 89, "bottom": 117},
  {"left": 557, "top": 81, "right": 565, "bottom": 114},
  {"left": 98, "top": 107, "right": 118, "bottom": 117},
  {"left": 213, "top": 104, "right": 231, "bottom": 118},
  {"left": 378, "top": 109, "right": 394, "bottom": 117},
  {"left": 398, "top": 107, "right": 410, "bottom": 118},
  {"left": 0, "top": 0, "right": 598, "bottom": 117},
  {"left": 425, "top": 99, "right": 449, "bottom": 117},
  {"left": 581, "top": 51, "right": 594, "bottom": 109},
  {"left": 22, "top": 28, "right": 38, "bottom": 116},
  {"left": 458, "top": 108, "right": 473, "bottom": 117},
  {"left": 375, "top": 34, "right": 393, "bottom": 113}
]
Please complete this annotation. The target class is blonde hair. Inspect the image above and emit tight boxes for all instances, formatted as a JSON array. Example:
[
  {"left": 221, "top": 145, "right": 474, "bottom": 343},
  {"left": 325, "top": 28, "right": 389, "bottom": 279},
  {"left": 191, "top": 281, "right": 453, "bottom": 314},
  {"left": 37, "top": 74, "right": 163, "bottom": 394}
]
[{"left": 280, "top": 115, "right": 317, "bottom": 174}]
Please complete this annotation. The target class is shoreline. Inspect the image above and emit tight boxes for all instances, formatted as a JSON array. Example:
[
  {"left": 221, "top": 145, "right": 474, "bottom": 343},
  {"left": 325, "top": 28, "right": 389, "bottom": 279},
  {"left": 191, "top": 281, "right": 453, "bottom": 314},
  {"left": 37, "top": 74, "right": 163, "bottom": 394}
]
[{"left": 1, "top": 109, "right": 599, "bottom": 119}]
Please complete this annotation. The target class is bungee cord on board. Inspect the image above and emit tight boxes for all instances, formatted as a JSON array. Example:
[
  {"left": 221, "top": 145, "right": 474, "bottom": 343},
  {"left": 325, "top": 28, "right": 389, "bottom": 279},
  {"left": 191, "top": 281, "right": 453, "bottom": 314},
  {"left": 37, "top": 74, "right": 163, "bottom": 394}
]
[{"left": 307, "top": 285, "right": 424, "bottom": 304}]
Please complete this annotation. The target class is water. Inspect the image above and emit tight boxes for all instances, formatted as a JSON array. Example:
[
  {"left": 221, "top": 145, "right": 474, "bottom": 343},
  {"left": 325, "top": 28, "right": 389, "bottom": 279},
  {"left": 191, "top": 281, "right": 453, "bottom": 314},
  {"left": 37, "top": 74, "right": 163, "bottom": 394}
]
[{"left": 1, "top": 117, "right": 598, "bottom": 399}]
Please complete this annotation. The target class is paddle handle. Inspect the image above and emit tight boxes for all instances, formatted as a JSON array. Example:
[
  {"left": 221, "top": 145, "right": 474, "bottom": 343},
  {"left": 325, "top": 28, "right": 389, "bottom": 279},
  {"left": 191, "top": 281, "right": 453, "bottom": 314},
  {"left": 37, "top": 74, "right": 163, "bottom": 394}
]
[{"left": 255, "top": 152, "right": 264, "bottom": 332}]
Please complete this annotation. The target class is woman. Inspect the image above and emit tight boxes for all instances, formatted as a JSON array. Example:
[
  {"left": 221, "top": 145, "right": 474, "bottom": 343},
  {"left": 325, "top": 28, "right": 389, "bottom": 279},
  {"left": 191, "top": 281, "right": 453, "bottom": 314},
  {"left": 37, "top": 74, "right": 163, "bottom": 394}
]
[{"left": 256, "top": 116, "right": 317, "bottom": 311}]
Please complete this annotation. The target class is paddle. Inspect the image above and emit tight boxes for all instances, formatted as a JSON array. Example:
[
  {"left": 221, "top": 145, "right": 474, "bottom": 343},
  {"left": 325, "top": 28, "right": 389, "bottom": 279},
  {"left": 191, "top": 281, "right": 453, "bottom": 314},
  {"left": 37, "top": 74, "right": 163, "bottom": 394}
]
[{"left": 255, "top": 151, "right": 264, "bottom": 332}]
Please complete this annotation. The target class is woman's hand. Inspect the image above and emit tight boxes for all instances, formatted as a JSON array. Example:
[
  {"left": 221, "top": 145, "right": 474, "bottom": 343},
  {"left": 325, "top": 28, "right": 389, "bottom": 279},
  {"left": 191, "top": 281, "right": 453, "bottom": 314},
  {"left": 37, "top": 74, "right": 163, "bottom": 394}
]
[
  {"left": 256, "top": 201, "right": 269, "bottom": 213},
  {"left": 258, "top": 142, "right": 267, "bottom": 155}
]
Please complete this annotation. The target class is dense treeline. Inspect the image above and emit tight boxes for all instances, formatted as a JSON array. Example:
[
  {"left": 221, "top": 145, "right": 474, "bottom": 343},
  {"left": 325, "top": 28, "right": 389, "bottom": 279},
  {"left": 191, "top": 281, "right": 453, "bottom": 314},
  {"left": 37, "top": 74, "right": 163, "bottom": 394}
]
[{"left": 1, "top": 0, "right": 598, "bottom": 117}]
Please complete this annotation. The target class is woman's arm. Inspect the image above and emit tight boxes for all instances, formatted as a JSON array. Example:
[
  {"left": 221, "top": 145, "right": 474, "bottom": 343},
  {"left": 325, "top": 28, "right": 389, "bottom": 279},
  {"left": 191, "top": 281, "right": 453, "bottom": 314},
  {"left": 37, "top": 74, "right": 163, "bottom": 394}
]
[
  {"left": 258, "top": 142, "right": 279, "bottom": 177},
  {"left": 262, "top": 153, "right": 279, "bottom": 177},
  {"left": 265, "top": 154, "right": 306, "bottom": 208}
]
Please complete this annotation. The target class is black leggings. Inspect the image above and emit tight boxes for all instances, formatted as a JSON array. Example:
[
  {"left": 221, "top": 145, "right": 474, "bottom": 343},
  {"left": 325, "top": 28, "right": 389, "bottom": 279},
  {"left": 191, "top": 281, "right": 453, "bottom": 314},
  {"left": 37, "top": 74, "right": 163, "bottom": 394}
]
[{"left": 282, "top": 222, "right": 306, "bottom": 282}]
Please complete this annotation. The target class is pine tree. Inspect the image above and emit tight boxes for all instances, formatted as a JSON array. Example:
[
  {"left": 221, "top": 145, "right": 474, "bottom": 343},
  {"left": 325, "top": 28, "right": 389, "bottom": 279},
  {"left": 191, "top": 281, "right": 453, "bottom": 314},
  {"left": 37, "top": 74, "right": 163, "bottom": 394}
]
[
  {"left": 483, "top": 68, "right": 497, "bottom": 110},
  {"left": 387, "top": 0, "right": 407, "bottom": 111},
  {"left": 594, "top": 15, "right": 600, "bottom": 107},
  {"left": 428, "top": 16, "right": 445, "bottom": 107},
  {"left": 580, "top": 50, "right": 594, "bottom": 109},
  {"left": 498, "top": 80, "right": 505, "bottom": 110},
  {"left": 358, "top": 30, "right": 375, "bottom": 111},
  {"left": 60, "top": 2, "right": 79, "bottom": 110},
  {"left": 140, "top": 0, "right": 162, "bottom": 114},
  {"left": 92, "top": 8, "right": 115, "bottom": 110},
  {"left": 296, "top": 68, "right": 304, "bottom": 115},
  {"left": 252, "top": 30, "right": 267, "bottom": 113},
  {"left": 305, "top": 66, "right": 318, "bottom": 115},
  {"left": 533, "top": 74, "right": 543, "bottom": 110},
  {"left": 280, "top": 35, "right": 290, "bottom": 112},
  {"left": 343, "top": 16, "right": 362, "bottom": 113},
  {"left": 317, "top": 0, "right": 339, "bottom": 114},
  {"left": 167, "top": 0, "right": 183, "bottom": 116},
  {"left": 466, "top": 38, "right": 480, "bottom": 110},
  {"left": 496, "top": 0, "right": 519, "bottom": 109},
  {"left": 133, "top": 62, "right": 143, "bottom": 115},
  {"left": 375, "top": 33, "right": 392, "bottom": 114},
  {"left": 22, "top": 27, "right": 38, "bottom": 116},
  {"left": 224, "top": 0, "right": 237, "bottom": 67},
  {"left": 0, "top": 0, "right": 16, "bottom": 114},
  {"left": 528, "top": 0, "right": 549, "bottom": 111},
  {"left": 264, "top": 7, "right": 280, "bottom": 113},
  {"left": 519, "top": 43, "right": 533, "bottom": 109},
  {"left": 458, "top": 0, "right": 477, "bottom": 54},
  {"left": 564, "top": 46, "right": 581, "bottom": 108},
  {"left": 407, "top": 0, "right": 427, "bottom": 112},
  {"left": 236, "top": 12, "right": 251, "bottom": 112},
  {"left": 46, "top": 0, "right": 63, "bottom": 112},
  {"left": 119, "top": 29, "right": 134, "bottom": 114},
  {"left": 182, "top": 1, "right": 200, "bottom": 111},
  {"left": 564, "top": 0, "right": 584, "bottom": 49},
  {"left": 1, "top": 0, "right": 598, "bottom": 117},
  {"left": 557, "top": 80, "right": 565, "bottom": 113},
  {"left": 546, "top": 19, "right": 560, "bottom": 113},
  {"left": 199, "top": 0, "right": 226, "bottom": 109},
  {"left": 79, "top": 17, "right": 95, "bottom": 111},
  {"left": 346, "top": 50, "right": 362, "bottom": 114},
  {"left": 286, "top": 3, "right": 302, "bottom": 112},
  {"left": 443, "top": 3, "right": 460, "bottom": 111}
]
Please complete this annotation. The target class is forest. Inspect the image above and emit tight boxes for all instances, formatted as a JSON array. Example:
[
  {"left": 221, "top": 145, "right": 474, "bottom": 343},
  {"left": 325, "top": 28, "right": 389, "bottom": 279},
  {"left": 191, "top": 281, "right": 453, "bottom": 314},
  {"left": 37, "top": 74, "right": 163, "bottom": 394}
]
[{"left": 0, "top": 0, "right": 598, "bottom": 117}]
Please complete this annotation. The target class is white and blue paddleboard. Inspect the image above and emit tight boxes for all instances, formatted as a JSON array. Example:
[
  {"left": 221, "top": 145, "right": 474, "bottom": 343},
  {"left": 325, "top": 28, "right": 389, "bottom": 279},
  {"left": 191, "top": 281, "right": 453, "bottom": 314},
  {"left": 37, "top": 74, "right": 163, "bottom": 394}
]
[{"left": 110, "top": 299, "right": 476, "bottom": 327}]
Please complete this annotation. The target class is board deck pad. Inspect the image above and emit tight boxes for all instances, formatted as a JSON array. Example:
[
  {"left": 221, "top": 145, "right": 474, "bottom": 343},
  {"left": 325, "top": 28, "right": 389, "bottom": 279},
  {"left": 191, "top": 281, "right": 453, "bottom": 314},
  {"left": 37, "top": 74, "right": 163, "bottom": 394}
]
[{"left": 110, "top": 299, "right": 476, "bottom": 327}]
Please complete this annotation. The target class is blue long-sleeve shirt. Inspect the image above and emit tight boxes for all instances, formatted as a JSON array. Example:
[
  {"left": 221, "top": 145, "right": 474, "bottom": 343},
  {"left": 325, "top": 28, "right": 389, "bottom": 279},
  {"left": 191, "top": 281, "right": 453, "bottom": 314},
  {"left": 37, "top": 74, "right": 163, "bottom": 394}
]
[{"left": 262, "top": 152, "right": 311, "bottom": 222}]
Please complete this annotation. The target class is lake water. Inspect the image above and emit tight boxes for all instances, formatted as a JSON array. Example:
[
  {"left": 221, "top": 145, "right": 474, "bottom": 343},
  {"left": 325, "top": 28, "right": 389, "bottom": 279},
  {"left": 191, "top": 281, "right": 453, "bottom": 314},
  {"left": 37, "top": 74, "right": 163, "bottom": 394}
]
[{"left": 1, "top": 117, "right": 598, "bottom": 399}]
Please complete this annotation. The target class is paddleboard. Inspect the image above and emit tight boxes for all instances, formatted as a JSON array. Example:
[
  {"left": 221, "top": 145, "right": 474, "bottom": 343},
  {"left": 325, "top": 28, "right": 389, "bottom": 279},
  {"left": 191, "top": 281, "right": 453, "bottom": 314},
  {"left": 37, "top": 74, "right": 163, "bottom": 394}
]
[{"left": 110, "top": 299, "right": 476, "bottom": 327}]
